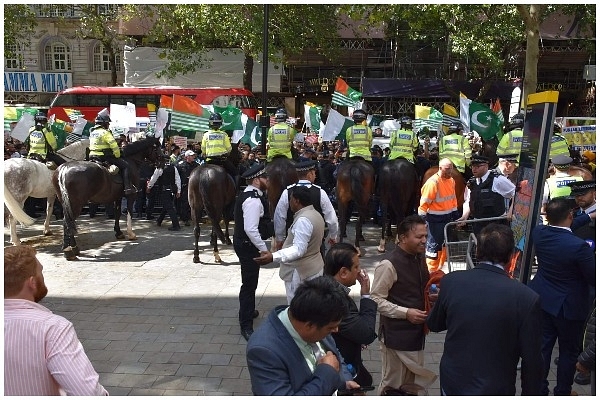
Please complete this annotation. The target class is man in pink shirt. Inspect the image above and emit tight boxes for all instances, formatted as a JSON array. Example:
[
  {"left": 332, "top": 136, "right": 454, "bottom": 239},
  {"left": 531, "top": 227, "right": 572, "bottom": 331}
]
[{"left": 4, "top": 245, "right": 108, "bottom": 396}]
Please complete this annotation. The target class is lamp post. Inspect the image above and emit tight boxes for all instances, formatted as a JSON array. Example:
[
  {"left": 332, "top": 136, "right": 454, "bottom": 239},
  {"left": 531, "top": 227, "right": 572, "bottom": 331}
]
[{"left": 260, "top": 4, "right": 269, "bottom": 158}]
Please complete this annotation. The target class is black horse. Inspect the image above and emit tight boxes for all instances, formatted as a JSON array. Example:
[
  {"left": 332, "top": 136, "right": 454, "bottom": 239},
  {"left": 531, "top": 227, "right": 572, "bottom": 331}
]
[
  {"left": 377, "top": 158, "right": 419, "bottom": 253},
  {"left": 336, "top": 159, "right": 375, "bottom": 254},
  {"left": 264, "top": 157, "right": 298, "bottom": 218},
  {"left": 52, "top": 137, "right": 162, "bottom": 260}
]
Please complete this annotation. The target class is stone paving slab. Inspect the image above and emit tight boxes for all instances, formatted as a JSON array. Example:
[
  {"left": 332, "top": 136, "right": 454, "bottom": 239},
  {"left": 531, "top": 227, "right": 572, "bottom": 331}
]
[{"left": 5, "top": 217, "right": 591, "bottom": 396}]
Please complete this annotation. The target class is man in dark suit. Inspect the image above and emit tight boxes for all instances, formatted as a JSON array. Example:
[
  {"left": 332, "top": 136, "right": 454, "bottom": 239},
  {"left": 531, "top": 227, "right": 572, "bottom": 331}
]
[
  {"left": 246, "top": 276, "right": 360, "bottom": 395},
  {"left": 427, "top": 223, "right": 543, "bottom": 395},
  {"left": 324, "top": 243, "right": 377, "bottom": 387},
  {"left": 529, "top": 197, "right": 596, "bottom": 396}
]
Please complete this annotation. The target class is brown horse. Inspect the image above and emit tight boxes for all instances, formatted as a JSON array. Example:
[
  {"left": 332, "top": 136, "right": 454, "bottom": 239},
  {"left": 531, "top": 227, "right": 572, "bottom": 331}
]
[
  {"left": 264, "top": 157, "right": 298, "bottom": 218},
  {"left": 52, "top": 137, "right": 162, "bottom": 260},
  {"left": 336, "top": 159, "right": 375, "bottom": 254},
  {"left": 377, "top": 158, "right": 419, "bottom": 253},
  {"left": 188, "top": 164, "right": 236, "bottom": 263}
]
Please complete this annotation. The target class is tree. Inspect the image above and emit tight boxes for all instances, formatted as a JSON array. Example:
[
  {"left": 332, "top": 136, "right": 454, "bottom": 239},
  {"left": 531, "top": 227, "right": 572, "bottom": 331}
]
[
  {"left": 4, "top": 5, "right": 37, "bottom": 60},
  {"left": 126, "top": 5, "right": 348, "bottom": 91}
]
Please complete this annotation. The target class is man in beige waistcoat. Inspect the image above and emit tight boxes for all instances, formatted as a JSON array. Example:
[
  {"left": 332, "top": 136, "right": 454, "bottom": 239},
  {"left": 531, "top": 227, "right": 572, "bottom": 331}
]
[{"left": 254, "top": 185, "right": 325, "bottom": 304}]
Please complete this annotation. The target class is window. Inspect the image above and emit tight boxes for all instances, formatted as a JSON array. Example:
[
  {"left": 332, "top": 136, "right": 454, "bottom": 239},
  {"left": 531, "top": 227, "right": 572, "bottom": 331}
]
[
  {"left": 33, "top": 5, "right": 76, "bottom": 18},
  {"left": 44, "top": 41, "right": 71, "bottom": 71},
  {"left": 93, "top": 43, "right": 121, "bottom": 72},
  {"left": 5, "top": 44, "right": 23, "bottom": 69},
  {"left": 97, "top": 4, "right": 118, "bottom": 16}
]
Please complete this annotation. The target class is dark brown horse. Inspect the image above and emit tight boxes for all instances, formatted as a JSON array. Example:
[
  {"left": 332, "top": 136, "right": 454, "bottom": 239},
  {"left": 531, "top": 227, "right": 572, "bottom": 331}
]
[
  {"left": 52, "top": 137, "right": 162, "bottom": 260},
  {"left": 336, "top": 159, "right": 375, "bottom": 254},
  {"left": 377, "top": 158, "right": 419, "bottom": 253},
  {"left": 265, "top": 157, "right": 298, "bottom": 218},
  {"left": 188, "top": 164, "right": 236, "bottom": 263}
]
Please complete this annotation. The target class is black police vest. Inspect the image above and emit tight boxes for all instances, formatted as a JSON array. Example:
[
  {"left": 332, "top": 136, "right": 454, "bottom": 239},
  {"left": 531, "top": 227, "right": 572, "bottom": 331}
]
[
  {"left": 234, "top": 189, "right": 273, "bottom": 241},
  {"left": 285, "top": 184, "right": 324, "bottom": 232},
  {"left": 468, "top": 171, "right": 506, "bottom": 219},
  {"left": 157, "top": 165, "right": 176, "bottom": 191}
]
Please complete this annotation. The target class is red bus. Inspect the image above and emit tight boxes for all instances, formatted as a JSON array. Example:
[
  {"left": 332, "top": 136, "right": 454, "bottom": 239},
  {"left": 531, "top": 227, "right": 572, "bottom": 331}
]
[{"left": 48, "top": 86, "right": 259, "bottom": 123}]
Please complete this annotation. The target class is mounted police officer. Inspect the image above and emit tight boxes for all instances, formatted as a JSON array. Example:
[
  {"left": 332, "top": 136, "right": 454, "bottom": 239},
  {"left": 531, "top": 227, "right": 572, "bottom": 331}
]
[
  {"left": 27, "top": 111, "right": 59, "bottom": 166},
  {"left": 266, "top": 108, "right": 295, "bottom": 162},
  {"left": 439, "top": 123, "right": 471, "bottom": 178},
  {"left": 497, "top": 113, "right": 524, "bottom": 160},
  {"left": 201, "top": 112, "right": 237, "bottom": 183},
  {"left": 88, "top": 112, "right": 135, "bottom": 195},
  {"left": 549, "top": 122, "right": 571, "bottom": 160},
  {"left": 388, "top": 116, "right": 419, "bottom": 163},
  {"left": 345, "top": 109, "right": 372, "bottom": 162}
]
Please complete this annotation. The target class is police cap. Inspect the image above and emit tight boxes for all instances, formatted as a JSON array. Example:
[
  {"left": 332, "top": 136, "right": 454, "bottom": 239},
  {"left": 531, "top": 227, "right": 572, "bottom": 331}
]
[
  {"left": 295, "top": 159, "right": 317, "bottom": 172},
  {"left": 551, "top": 155, "right": 573, "bottom": 167},
  {"left": 567, "top": 180, "right": 595, "bottom": 196},
  {"left": 241, "top": 163, "right": 267, "bottom": 180},
  {"left": 470, "top": 155, "right": 489, "bottom": 165}
]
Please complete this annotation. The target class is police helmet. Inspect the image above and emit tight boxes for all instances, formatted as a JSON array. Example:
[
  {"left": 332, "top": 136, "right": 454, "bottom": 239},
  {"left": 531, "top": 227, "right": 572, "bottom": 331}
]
[
  {"left": 510, "top": 113, "right": 524, "bottom": 126},
  {"left": 553, "top": 122, "right": 562, "bottom": 134},
  {"left": 447, "top": 123, "right": 460, "bottom": 135},
  {"left": 352, "top": 109, "right": 367, "bottom": 123},
  {"left": 95, "top": 114, "right": 111, "bottom": 124},
  {"left": 400, "top": 116, "right": 412, "bottom": 128},
  {"left": 34, "top": 111, "right": 48, "bottom": 125},
  {"left": 209, "top": 113, "right": 223, "bottom": 129},
  {"left": 274, "top": 108, "right": 287, "bottom": 123}
]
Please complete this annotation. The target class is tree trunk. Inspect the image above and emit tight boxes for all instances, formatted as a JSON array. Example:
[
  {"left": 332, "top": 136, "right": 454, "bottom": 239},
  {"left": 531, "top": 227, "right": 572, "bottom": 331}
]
[
  {"left": 243, "top": 53, "right": 254, "bottom": 91},
  {"left": 107, "top": 43, "right": 118, "bottom": 86},
  {"left": 518, "top": 4, "right": 545, "bottom": 109}
]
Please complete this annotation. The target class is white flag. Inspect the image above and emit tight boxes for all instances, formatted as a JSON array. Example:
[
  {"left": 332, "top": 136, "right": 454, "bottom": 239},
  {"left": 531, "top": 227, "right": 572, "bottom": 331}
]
[
  {"left": 321, "top": 109, "right": 354, "bottom": 142},
  {"left": 10, "top": 113, "right": 35, "bottom": 142}
]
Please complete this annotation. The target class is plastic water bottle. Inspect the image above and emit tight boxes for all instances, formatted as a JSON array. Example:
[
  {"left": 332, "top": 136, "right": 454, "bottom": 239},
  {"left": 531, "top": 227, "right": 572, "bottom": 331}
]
[
  {"left": 347, "top": 363, "right": 358, "bottom": 379},
  {"left": 429, "top": 284, "right": 439, "bottom": 294}
]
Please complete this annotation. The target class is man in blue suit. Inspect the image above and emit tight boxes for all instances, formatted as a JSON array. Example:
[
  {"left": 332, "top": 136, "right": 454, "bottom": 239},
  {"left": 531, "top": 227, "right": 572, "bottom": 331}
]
[
  {"left": 246, "top": 276, "right": 360, "bottom": 395},
  {"left": 427, "top": 223, "right": 543, "bottom": 395},
  {"left": 529, "top": 197, "right": 596, "bottom": 396}
]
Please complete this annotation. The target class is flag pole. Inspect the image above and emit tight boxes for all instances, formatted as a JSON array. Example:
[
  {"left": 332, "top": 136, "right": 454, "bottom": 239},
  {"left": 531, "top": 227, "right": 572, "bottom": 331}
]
[{"left": 260, "top": 4, "right": 269, "bottom": 159}]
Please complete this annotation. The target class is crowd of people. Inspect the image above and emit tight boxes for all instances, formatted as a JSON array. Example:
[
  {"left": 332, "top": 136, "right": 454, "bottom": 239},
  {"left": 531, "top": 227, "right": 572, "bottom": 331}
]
[{"left": 4, "top": 108, "right": 596, "bottom": 396}]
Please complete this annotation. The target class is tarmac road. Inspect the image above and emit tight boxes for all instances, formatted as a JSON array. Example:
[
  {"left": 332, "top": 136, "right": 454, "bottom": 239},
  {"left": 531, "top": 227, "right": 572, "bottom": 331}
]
[{"left": 4, "top": 214, "right": 589, "bottom": 396}]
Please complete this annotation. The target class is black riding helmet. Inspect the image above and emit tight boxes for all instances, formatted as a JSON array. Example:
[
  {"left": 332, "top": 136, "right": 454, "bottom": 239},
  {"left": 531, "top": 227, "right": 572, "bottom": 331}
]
[
  {"left": 209, "top": 113, "right": 223, "bottom": 129},
  {"left": 352, "top": 109, "right": 367, "bottom": 123}
]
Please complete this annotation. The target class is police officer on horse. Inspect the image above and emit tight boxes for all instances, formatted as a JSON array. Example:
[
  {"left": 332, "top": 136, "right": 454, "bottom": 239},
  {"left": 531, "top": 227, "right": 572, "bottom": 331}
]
[
  {"left": 388, "top": 116, "right": 419, "bottom": 163},
  {"left": 345, "top": 109, "right": 373, "bottom": 162},
  {"left": 266, "top": 108, "right": 296, "bottom": 162},
  {"left": 88, "top": 112, "right": 136, "bottom": 195},
  {"left": 201, "top": 112, "right": 238, "bottom": 184},
  {"left": 26, "top": 111, "right": 59, "bottom": 166}
]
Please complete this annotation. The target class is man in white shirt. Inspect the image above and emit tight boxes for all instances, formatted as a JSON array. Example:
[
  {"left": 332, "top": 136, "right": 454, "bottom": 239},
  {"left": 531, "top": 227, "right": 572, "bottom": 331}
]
[
  {"left": 4, "top": 245, "right": 108, "bottom": 396},
  {"left": 254, "top": 185, "right": 325, "bottom": 304}
]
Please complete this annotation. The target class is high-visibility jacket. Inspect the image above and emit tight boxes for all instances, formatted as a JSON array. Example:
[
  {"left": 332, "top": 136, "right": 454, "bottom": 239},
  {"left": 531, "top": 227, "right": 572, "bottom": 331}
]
[
  {"left": 201, "top": 129, "right": 231, "bottom": 159},
  {"left": 345, "top": 124, "right": 372, "bottom": 161},
  {"left": 389, "top": 128, "right": 419, "bottom": 162},
  {"left": 546, "top": 172, "right": 583, "bottom": 199},
  {"left": 549, "top": 134, "right": 571, "bottom": 160},
  {"left": 267, "top": 123, "right": 295, "bottom": 161},
  {"left": 27, "top": 126, "right": 57, "bottom": 158},
  {"left": 439, "top": 134, "right": 470, "bottom": 173},
  {"left": 89, "top": 126, "right": 120, "bottom": 158},
  {"left": 496, "top": 129, "right": 523, "bottom": 157},
  {"left": 419, "top": 172, "right": 457, "bottom": 216}
]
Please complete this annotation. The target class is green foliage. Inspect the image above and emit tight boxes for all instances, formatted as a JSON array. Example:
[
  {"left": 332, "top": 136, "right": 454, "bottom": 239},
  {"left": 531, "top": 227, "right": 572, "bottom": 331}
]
[{"left": 4, "top": 5, "right": 37, "bottom": 58}]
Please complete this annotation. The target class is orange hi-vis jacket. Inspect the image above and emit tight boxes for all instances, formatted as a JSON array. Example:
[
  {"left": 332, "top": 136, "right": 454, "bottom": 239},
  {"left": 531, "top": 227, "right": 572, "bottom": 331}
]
[{"left": 418, "top": 172, "right": 458, "bottom": 216}]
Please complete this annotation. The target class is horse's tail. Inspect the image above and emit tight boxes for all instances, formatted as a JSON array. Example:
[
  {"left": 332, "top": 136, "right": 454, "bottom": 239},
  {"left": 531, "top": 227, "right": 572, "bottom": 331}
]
[
  {"left": 57, "top": 167, "right": 78, "bottom": 234},
  {"left": 350, "top": 163, "right": 368, "bottom": 215},
  {"left": 3, "top": 183, "right": 35, "bottom": 226}
]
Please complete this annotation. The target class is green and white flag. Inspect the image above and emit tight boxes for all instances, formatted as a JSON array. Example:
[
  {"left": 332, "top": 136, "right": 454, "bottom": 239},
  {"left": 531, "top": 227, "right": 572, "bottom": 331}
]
[
  {"left": 321, "top": 109, "right": 354, "bottom": 141},
  {"left": 460, "top": 93, "right": 503, "bottom": 140},
  {"left": 170, "top": 94, "right": 211, "bottom": 133},
  {"left": 332, "top": 78, "right": 362, "bottom": 108},
  {"left": 304, "top": 102, "right": 322, "bottom": 132},
  {"left": 414, "top": 105, "right": 443, "bottom": 132},
  {"left": 232, "top": 114, "right": 261, "bottom": 146},
  {"left": 212, "top": 105, "right": 244, "bottom": 131}
]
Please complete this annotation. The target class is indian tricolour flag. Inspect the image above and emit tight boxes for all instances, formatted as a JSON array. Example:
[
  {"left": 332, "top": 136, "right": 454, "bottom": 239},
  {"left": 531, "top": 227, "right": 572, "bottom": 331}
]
[
  {"left": 414, "top": 105, "right": 443, "bottom": 131},
  {"left": 170, "top": 94, "right": 211, "bottom": 132},
  {"left": 332, "top": 78, "right": 362, "bottom": 108}
]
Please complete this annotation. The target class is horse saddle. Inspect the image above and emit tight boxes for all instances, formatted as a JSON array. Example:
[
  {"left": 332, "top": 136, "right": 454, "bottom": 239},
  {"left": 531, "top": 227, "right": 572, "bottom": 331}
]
[{"left": 89, "top": 157, "right": 120, "bottom": 175}]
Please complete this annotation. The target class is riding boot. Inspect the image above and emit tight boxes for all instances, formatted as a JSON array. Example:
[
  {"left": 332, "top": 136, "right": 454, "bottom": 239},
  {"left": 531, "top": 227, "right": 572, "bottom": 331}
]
[{"left": 122, "top": 168, "right": 136, "bottom": 195}]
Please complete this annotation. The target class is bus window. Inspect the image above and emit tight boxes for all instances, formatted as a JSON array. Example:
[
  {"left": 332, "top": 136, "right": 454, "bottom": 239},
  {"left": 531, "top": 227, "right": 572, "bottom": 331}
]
[
  {"left": 79, "top": 95, "right": 110, "bottom": 107},
  {"left": 134, "top": 95, "right": 159, "bottom": 108},
  {"left": 213, "top": 95, "right": 251, "bottom": 109},
  {"left": 50, "top": 93, "right": 77, "bottom": 107},
  {"left": 109, "top": 94, "right": 134, "bottom": 105}
]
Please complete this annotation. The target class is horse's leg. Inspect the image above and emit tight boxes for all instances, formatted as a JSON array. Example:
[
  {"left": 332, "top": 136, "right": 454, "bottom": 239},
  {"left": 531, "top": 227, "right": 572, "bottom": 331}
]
[
  {"left": 193, "top": 223, "right": 201, "bottom": 263},
  {"left": 338, "top": 200, "right": 347, "bottom": 243},
  {"left": 378, "top": 196, "right": 388, "bottom": 253},
  {"left": 62, "top": 220, "right": 78, "bottom": 260},
  {"left": 9, "top": 214, "right": 21, "bottom": 246},
  {"left": 125, "top": 194, "right": 136, "bottom": 240},
  {"left": 43, "top": 196, "right": 55, "bottom": 236},
  {"left": 355, "top": 215, "right": 363, "bottom": 255},
  {"left": 212, "top": 226, "right": 222, "bottom": 263},
  {"left": 114, "top": 198, "right": 125, "bottom": 240}
]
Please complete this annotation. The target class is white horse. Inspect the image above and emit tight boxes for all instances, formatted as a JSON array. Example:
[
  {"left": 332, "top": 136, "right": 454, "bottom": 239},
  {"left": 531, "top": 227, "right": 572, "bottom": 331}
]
[{"left": 3, "top": 139, "right": 89, "bottom": 245}]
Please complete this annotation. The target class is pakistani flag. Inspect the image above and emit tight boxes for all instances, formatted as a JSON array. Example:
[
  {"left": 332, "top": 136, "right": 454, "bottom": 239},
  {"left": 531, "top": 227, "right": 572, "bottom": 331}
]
[
  {"left": 65, "top": 108, "right": 84, "bottom": 122},
  {"left": 50, "top": 119, "right": 72, "bottom": 149},
  {"left": 321, "top": 109, "right": 354, "bottom": 141},
  {"left": 304, "top": 102, "right": 322, "bottom": 132},
  {"left": 232, "top": 114, "right": 261, "bottom": 146},
  {"left": 213, "top": 105, "right": 243, "bottom": 131},
  {"left": 332, "top": 78, "right": 362, "bottom": 107},
  {"left": 414, "top": 105, "right": 443, "bottom": 131},
  {"left": 460, "top": 94, "right": 502, "bottom": 140}
]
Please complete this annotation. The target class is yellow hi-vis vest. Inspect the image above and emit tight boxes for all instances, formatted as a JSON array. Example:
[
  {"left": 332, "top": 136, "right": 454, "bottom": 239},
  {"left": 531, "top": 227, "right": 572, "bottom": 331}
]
[
  {"left": 201, "top": 129, "right": 231, "bottom": 159},
  {"left": 496, "top": 129, "right": 523, "bottom": 157},
  {"left": 27, "top": 126, "right": 57, "bottom": 157},
  {"left": 346, "top": 124, "right": 372, "bottom": 161},
  {"left": 439, "top": 134, "right": 470, "bottom": 173},
  {"left": 550, "top": 134, "right": 571, "bottom": 160},
  {"left": 389, "top": 128, "right": 418, "bottom": 162},
  {"left": 89, "top": 126, "right": 121, "bottom": 158},
  {"left": 547, "top": 174, "right": 583, "bottom": 199},
  {"left": 267, "top": 123, "right": 295, "bottom": 161}
]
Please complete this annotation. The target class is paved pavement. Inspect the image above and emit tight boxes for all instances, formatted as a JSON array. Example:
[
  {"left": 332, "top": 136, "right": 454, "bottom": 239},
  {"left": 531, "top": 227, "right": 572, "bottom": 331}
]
[{"left": 4, "top": 214, "right": 592, "bottom": 396}]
